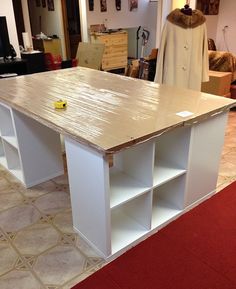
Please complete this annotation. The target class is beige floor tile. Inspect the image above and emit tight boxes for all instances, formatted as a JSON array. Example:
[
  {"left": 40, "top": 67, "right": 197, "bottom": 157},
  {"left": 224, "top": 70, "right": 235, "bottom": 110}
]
[
  {"left": 0, "top": 177, "right": 10, "bottom": 192},
  {"left": 0, "top": 270, "right": 43, "bottom": 289},
  {"left": 60, "top": 263, "right": 105, "bottom": 289},
  {"left": 75, "top": 236, "right": 104, "bottom": 259},
  {"left": 20, "top": 181, "right": 58, "bottom": 198},
  {"left": 52, "top": 175, "right": 69, "bottom": 186},
  {"left": 0, "top": 204, "right": 41, "bottom": 233},
  {"left": 33, "top": 245, "right": 91, "bottom": 286},
  {"left": 218, "top": 161, "right": 236, "bottom": 177},
  {"left": 13, "top": 223, "right": 60, "bottom": 256},
  {"left": 53, "top": 210, "right": 74, "bottom": 234},
  {"left": 34, "top": 191, "right": 71, "bottom": 215},
  {"left": 0, "top": 243, "right": 19, "bottom": 275},
  {"left": 222, "top": 150, "right": 236, "bottom": 165},
  {"left": 216, "top": 176, "right": 236, "bottom": 193},
  {"left": 0, "top": 191, "right": 23, "bottom": 211}
]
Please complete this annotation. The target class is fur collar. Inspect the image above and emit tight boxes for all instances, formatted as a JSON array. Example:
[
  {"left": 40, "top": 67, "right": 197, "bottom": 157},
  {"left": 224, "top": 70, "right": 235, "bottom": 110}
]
[{"left": 167, "top": 9, "right": 206, "bottom": 29}]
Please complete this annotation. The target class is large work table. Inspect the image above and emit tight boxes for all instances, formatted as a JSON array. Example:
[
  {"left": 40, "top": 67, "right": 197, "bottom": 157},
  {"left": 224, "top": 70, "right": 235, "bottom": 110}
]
[{"left": 0, "top": 67, "right": 235, "bottom": 259}]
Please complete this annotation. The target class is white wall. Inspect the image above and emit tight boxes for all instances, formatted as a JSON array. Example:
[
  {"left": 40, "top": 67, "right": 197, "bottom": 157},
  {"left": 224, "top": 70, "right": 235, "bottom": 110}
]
[
  {"left": 215, "top": 0, "right": 236, "bottom": 54},
  {"left": 29, "top": 0, "right": 63, "bottom": 36},
  {"left": 87, "top": 0, "right": 150, "bottom": 29},
  {"left": 0, "top": 0, "right": 20, "bottom": 57},
  {"left": 204, "top": 15, "right": 218, "bottom": 40},
  {"left": 86, "top": 0, "right": 157, "bottom": 57}
]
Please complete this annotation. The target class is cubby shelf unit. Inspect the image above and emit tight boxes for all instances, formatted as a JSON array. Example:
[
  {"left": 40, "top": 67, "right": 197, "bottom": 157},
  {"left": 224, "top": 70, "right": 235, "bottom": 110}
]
[
  {"left": 0, "top": 102, "right": 64, "bottom": 187},
  {"left": 65, "top": 111, "right": 228, "bottom": 260}
]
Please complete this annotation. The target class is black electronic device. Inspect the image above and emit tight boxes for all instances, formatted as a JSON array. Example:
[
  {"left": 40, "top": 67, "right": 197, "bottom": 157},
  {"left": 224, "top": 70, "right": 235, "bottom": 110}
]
[{"left": 0, "top": 16, "right": 11, "bottom": 60}]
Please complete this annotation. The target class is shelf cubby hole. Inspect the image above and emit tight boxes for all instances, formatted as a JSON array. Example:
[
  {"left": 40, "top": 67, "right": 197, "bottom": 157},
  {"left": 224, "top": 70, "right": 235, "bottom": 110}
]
[
  {"left": 152, "top": 175, "right": 186, "bottom": 229},
  {"left": 153, "top": 126, "right": 190, "bottom": 187},
  {"left": 111, "top": 192, "right": 152, "bottom": 254},
  {"left": 4, "top": 141, "right": 23, "bottom": 182},
  {"left": 0, "top": 138, "right": 7, "bottom": 168},
  {"left": 0, "top": 105, "right": 15, "bottom": 137},
  {"left": 109, "top": 140, "right": 154, "bottom": 208}
]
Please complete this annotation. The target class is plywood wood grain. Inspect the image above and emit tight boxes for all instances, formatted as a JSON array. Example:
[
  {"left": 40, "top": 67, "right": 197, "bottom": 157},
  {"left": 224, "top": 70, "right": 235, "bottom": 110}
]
[{"left": 0, "top": 67, "right": 235, "bottom": 154}]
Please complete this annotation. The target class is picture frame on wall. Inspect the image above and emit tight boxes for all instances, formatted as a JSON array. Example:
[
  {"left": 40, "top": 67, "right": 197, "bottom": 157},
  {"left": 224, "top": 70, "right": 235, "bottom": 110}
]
[
  {"left": 42, "top": 0, "right": 46, "bottom": 8},
  {"left": 47, "top": 0, "right": 55, "bottom": 11},
  {"left": 116, "top": 0, "right": 121, "bottom": 11},
  {"left": 36, "top": 0, "right": 41, "bottom": 7},
  {"left": 88, "top": 0, "right": 94, "bottom": 11},
  {"left": 100, "top": 0, "right": 107, "bottom": 12},
  {"left": 129, "top": 0, "right": 138, "bottom": 12},
  {"left": 196, "top": 0, "right": 220, "bottom": 15}
]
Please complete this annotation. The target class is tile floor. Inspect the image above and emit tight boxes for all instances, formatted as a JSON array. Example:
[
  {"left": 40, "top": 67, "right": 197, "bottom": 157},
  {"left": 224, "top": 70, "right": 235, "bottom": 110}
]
[{"left": 0, "top": 109, "right": 235, "bottom": 289}]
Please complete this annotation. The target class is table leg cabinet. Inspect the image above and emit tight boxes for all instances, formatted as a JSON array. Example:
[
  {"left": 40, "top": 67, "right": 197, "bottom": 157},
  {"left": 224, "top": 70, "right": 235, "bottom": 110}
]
[
  {"left": 65, "top": 111, "right": 228, "bottom": 259},
  {"left": 0, "top": 102, "right": 64, "bottom": 187}
]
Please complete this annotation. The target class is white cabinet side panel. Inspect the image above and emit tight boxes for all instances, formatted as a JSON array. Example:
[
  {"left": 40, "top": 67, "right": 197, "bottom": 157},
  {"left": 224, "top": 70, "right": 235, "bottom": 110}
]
[
  {"left": 122, "top": 140, "right": 155, "bottom": 187},
  {"left": 65, "top": 137, "right": 111, "bottom": 257},
  {"left": 13, "top": 110, "right": 64, "bottom": 187},
  {"left": 185, "top": 112, "right": 228, "bottom": 207}
]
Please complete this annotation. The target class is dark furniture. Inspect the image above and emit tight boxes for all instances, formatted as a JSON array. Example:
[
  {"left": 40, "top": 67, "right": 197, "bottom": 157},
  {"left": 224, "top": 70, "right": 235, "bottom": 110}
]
[
  {"left": 0, "top": 58, "right": 28, "bottom": 75},
  {"left": 21, "top": 52, "right": 45, "bottom": 74}
]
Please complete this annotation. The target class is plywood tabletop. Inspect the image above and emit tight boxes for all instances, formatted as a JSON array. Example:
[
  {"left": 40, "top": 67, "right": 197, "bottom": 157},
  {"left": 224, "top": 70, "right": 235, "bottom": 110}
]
[{"left": 0, "top": 67, "right": 235, "bottom": 154}]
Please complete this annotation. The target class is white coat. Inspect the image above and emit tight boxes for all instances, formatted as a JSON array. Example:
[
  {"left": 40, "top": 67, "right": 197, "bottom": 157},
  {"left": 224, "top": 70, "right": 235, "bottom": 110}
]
[{"left": 154, "top": 9, "right": 209, "bottom": 91}]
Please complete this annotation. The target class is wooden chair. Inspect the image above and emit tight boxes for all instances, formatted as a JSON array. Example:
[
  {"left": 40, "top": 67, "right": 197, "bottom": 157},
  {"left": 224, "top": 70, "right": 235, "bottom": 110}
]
[{"left": 75, "top": 42, "right": 105, "bottom": 70}]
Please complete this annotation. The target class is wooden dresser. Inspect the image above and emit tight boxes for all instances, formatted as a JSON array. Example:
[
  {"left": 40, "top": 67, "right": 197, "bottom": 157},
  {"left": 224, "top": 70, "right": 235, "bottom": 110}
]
[{"left": 90, "top": 30, "right": 128, "bottom": 71}]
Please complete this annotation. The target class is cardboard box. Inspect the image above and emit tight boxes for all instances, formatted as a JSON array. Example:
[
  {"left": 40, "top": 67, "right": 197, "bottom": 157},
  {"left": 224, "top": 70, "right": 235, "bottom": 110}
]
[{"left": 201, "top": 70, "right": 232, "bottom": 96}]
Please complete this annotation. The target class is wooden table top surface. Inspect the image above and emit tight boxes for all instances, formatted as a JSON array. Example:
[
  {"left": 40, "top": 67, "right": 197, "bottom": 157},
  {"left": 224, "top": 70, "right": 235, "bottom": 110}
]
[{"left": 0, "top": 67, "right": 235, "bottom": 154}]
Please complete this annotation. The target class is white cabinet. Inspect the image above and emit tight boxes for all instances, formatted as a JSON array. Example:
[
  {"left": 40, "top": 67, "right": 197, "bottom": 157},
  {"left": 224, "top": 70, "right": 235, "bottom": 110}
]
[
  {"left": 66, "top": 123, "right": 191, "bottom": 258},
  {"left": 0, "top": 102, "right": 64, "bottom": 187},
  {"left": 65, "top": 111, "right": 227, "bottom": 260}
]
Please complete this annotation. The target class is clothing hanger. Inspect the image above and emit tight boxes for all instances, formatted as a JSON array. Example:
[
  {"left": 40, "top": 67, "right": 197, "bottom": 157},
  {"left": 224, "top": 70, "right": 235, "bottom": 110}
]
[{"left": 181, "top": 0, "right": 192, "bottom": 15}]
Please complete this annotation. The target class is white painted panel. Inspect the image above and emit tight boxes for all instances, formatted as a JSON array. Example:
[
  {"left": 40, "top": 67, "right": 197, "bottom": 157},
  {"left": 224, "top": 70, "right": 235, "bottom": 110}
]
[
  {"left": 152, "top": 175, "right": 186, "bottom": 228},
  {"left": 111, "top": 208, "right": 148, "bottom": 255},
  {"left": 155, "top": 126, "right": 191, "bottom": 170},
  {"left": 3, "top": 140, "right": 24, "bottom": 183},
  {"left": 153, "top": 162, "right": 186, "bottom": 187},
  {"left": 0, "top": 138, "right": 4, "bottom": 157},
  {"left": 2, "top": 136, "right": 18, "bottom": 148},
  {"left": 4, "top": 141, "right": 20, "bottom": 170},
  {"left": 65, "top": 137, "right": 111, "bottom": 257},
  {"left": 0, "top": 156, "right": 7, "bottom": 169},
  {"left": 12, "top": 110, "right": 64, "bottom": 187},
  {"left": 185, "top": 112, "right": 228, "bottom": 207},
  {"left": 0, "top": 105, "right": 15, "bottom": 137},
  {"left": 114, "top": 140, "right": 154, "bottom": 187},
  {"left": 122, "top": 192, "right": 152, "bottom": 230},
  {"left": 0, "top": 139, "right": 7, "bottom": 168},
  {"left": 110, "top": 168, "right": 150, "bottom": 209}
]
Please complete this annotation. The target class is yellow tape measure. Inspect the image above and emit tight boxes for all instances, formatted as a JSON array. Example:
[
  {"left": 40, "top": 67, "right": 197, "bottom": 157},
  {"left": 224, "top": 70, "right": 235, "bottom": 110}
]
[{"left": 54, "top": 99, "right": 67, "bottom": 109}]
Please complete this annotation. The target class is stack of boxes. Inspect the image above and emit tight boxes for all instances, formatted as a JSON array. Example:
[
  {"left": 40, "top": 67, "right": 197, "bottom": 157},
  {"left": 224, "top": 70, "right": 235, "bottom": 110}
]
[{"left": 201, "top": 70, "right": 232, "bottom": 98}]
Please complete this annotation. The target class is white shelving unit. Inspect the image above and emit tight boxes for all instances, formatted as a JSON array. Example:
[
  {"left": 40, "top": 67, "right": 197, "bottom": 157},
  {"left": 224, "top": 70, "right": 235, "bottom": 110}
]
[
  {"left": 0, "top": 102, "right": 64, "bottom": 187},
  {"left": 152, "top": 176, "right": 185, "bottom": 228},
  {"left": 65, "top": 112, "right": 228, "bottom": 259}
]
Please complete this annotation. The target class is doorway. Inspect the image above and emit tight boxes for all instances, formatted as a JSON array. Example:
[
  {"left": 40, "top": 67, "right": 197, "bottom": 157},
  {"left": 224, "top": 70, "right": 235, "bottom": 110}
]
[
  {"left": 12, "top": 0, "right": 25, "bottom": 47},
  {"left": 61, "top": 0, "right": 81, "bottom": 59}
]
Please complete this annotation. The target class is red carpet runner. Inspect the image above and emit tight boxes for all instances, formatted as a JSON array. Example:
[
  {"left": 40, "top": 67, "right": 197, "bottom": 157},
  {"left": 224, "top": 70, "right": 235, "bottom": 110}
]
[{"left": 72, "top": 181, "right": 236, "bottom": 289}]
